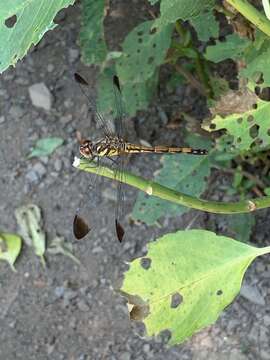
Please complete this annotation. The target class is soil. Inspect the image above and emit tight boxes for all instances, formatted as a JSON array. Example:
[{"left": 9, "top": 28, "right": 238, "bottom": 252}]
[{"left": 0, "top": 2, "right": 269, "bottom": 360}]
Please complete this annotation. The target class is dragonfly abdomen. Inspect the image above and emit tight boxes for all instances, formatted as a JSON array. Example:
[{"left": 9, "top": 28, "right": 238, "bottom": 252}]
[{"left": 125, "top": 144, "right": 208, "bottom": 155}]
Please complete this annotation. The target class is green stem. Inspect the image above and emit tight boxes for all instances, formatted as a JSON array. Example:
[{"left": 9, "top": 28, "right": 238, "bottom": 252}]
[
  {"left": 75, "top": 158, "right": 270, "bottom": 214},
  {"left": 227, "top": 0, "right": 270, "bottom": 37}
]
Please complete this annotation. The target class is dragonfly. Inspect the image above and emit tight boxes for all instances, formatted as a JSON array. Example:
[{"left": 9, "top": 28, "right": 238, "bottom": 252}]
[{"left": 73, "top": 72, "right": 208, "bottom": 242}]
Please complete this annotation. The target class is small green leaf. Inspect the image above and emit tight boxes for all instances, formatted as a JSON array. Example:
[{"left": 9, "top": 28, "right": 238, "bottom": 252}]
[
  {"left": 121, "top": 229, "right": 270, "bottom": 344},
  {"left": 205, "top": 33, "right": 251, "bottom": 63},
  {"left": 0, "top": 0, "right": 75, "bottom": 73},
  {"left": 15, "top": 204, "right": 46, "bottom": 265},
  {"left": 79, "top": 0, "right": 107, "bottom": 65},
  {"left": 190, "top": 10, "right": 219, "bottom": 42},
  {"left": 0, "top": 232, "right": 22, "bottom": 271},
  {"left": 132, "top": 135, "right": 212, "bottom": 225},
  {"left": 264, "top": 187, "right": 270, "bottom": 195},
  {"left": 28, "top": 137, "right": 63, "bottom": 158}
]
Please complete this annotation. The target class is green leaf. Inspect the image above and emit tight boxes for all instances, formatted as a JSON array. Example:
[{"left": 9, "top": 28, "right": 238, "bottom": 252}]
[
  {"left": 121, "top": 229, "right": 270, "bottom": 345},
  {"left": 220, "top": 214, "right": 255, "bottom": 243},
  {"left": 190, "top": 10, "right": 219, "bottom": 42},
  {"left": 15, "top": 204, "right": 46, "bottom": 265},
  {"left": 116, "top": 20, "right": 173, "bottom": 84},
  {"left": 241, "top": 47, "right": 270, "bottom": 86},
  {"left": 204, "top": 33, "right": 251, "bottom": 63},
  {"left": 0, "top": 232, "right": 22, "bottom": 271},
  {"left": 79, "top": 0, "right": 107, "bottom": 65},
  {"left": 156, "top": 0, "right": 215, "bottom": 26},
  {"left": 0, "top": 0, "right": 75, "bottom": 73},
  {"left": 203, "top": 97, "right": 270, "bottom": 151},
  {"left": 28, "top": 137, "right": 63, "bottom": 158},
  {"left": 264, "top": 187, "right": 270, "bottom": 195},
  {"left": 132, "top": 135, "right": 212, "bottom": 225}
]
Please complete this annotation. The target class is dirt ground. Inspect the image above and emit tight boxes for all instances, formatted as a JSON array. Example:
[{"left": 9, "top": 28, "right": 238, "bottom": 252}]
[{"left": 0, "top": 2, "right": 270, "bottom": 359}]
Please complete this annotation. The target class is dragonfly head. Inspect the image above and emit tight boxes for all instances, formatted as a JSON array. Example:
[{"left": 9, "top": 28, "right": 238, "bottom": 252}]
[{"left": 79, "top": 139, "right": 94, "bottom": 159}]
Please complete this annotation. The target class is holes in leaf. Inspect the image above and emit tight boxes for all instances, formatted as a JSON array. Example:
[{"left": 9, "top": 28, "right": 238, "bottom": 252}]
[
  {"left": 209, "top": 123, "right": 216, "bottom": 130},
  {"left": 267, "top": 129, "right": 270, "bottom": 136},
  {"left": 253, "top": 71, "right": 264, "bottom": 84},
  {"left": 247, "top": 115, "right": 254, "bottom": 123},
  {"left": 255, "top": 86, "right": 261, "bottom": 96},
  {"left": 237, "top": 117, "right": 243, "bottom": 124},
  {"left": 216, "top": 289, "right": 223, "bottom": 296},
  {"left": 236, "top": 137, "right": 241, "bottom": 143},
  {"left": 158, "top": 329, "right": 171, "bottom": 344},
  {"left": 137, "top": 31, "right": 144, "bottom": 36},
  {"left": 170, "top": 292, "right": 183, "bottom": 308},
  {"left": 149, "top": 27, "right": 157, "bottom": 35},
  {"left": 5, "top": 14, "right": 17, "bottom": 28},
  {"left": 137, "top": 49, "right": 141, "bottom": 53},
  {"left": 153, "top": 43, "right": 157, "bottom": 48},
  {"left": 255, "top": 138, "right": 263, "bottom": 145},
  {"left": 138, "top": 38, "right": 143, "bottom": 43},
  {"left": 148, "top": 56, "right": 154, "bottom": 65},
  {"left": 249, "top": 124, "right": 259, "bottom": 139},
  {"left": 259, "top": 87, "right": 270, "bottom": 101},
  {"left": 140, "top": 257, "right": 151, "bottom": 270},
  {"left": 252, "top": 103, "right": 258, "bottom": 109}
]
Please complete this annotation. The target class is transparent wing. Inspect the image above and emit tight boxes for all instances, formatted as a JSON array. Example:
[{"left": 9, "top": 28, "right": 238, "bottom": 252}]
[
  {"left": 112, "top": 75, "right": 126, "bottom": 139},
  {"left": 112, "top": 75, "right": 129, "bottom": 242},
  {"left": 74, "top": 73, "right": 115, "bottom": 137}
]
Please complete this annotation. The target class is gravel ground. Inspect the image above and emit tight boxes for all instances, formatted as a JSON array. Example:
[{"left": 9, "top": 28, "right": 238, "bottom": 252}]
[{"left": 0, "top": 2, "right": 269, "bottom": 359}]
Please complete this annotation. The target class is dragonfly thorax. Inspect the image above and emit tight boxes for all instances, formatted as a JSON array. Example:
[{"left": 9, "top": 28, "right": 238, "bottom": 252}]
[{"left": 80, "top": 137, "right": 125, "bottom": 159}]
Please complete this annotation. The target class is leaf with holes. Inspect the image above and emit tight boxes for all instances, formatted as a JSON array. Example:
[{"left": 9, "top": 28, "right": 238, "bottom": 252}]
[
  {"left": 121, "top": 229, "right": 270, "bottom": 345},
  {"left": 0, "top": 0, "right": 75, "bottom": 73},
  {"left": 241, "top": 46, "right": 270, "bottom": 87},
  {"left": 79, "top": 0, "right": 107, "bottom": 65},
  {"left": 0, "top": 232, "right": 22, "bottom": 271},
  {"left": 155, "top": 0, "right": 215, "bottom": 27},
  {"left": 132, "top": 135, "right": 212, "bottom": 225},
  {"left": 190, "top": 10, "right": 219, "bottom": 42},
  {"left": 203, "top": 97, "right": 270, "bottom": 151},
  {"left": 204, "top": 33, "right": 251, "bottom": 63},
  {"left": 116, "top": 20, "right": 173, "bottom": 84}
]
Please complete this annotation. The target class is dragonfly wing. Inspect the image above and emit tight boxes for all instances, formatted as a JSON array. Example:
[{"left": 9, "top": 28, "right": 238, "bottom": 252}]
[
  {"left": 74, "top": 73, "right": 115, "bottom": 137},
  {"left": 73, "top": 159, "right": 103, "bottom": 240},
  {"left": 112, "top": 75, "right": 126, "bottom": 139},
  {"left": 113, "top": 154, "right": 131, "bottom": 242}
]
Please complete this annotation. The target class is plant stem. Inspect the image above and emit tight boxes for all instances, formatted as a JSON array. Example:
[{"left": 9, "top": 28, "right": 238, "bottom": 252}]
[
  {"left": 227, "top": 0, "right": 270, "bottom": 37},
  {"left": 174, "top": 63, "right": 207, "bottom": 96},
  {"left": 75, "top": 158, "right": 270, "bottom": 214}
]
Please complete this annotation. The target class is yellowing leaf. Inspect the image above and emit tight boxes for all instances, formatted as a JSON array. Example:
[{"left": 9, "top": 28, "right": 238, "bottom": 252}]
[
  {"left": 0, "top": 232, "right": 22, "bottom": 271},
  {"left": 121, "top": 230, "right": 270, "bottom": 344},
  {"left": 15, "top": 204, "right": 46, "bottom": 265}
]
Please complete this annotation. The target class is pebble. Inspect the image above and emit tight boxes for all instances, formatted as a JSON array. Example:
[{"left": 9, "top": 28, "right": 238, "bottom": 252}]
[
  {"left": 28, "top": 82, "right": 52, "bottom": 111},
  {"left": 54, "top": 159, "right": 63, "bottom": 172},
  {"left": 26, "top": 169, "right": 39, "bottom": 184},
  {"left": 9, "top": 105, "right": 24, "bottom": 119},
  {"left": 68, "top": 48, "right": 79, "bottom": 63},
  {"left": 54, "top": 286, "right": 65, "bottom": 298},
  {"left": 47, "top": 64, "right": 54, "bottom": 72},
  {"left": 0, "top": 116, "right": 5, "bottom": 124},
  {"left": 263, "top": 314, "right": 270, "bottom": 326},
  {"left": 240, "top": 283, "right": 265, "bottom": 305},
  {"left": 119, "top": 352, "right": 131, "bottom": 360},
  {"left": 32, "top": 162, "right": 47, "bottom": 179},
  {"left": 77, "top": 299, "right": 90, "bottom": 312}
]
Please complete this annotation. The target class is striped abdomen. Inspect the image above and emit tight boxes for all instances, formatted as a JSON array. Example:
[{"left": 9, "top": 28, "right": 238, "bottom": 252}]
[{"left": 125, "top": 143, "right": 208, "bottom": 155}]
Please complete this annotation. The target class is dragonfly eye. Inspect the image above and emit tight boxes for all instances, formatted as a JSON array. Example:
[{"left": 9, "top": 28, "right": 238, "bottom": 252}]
[{"left": 79, "top": 140, "right": 93, "bottom": 159}]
